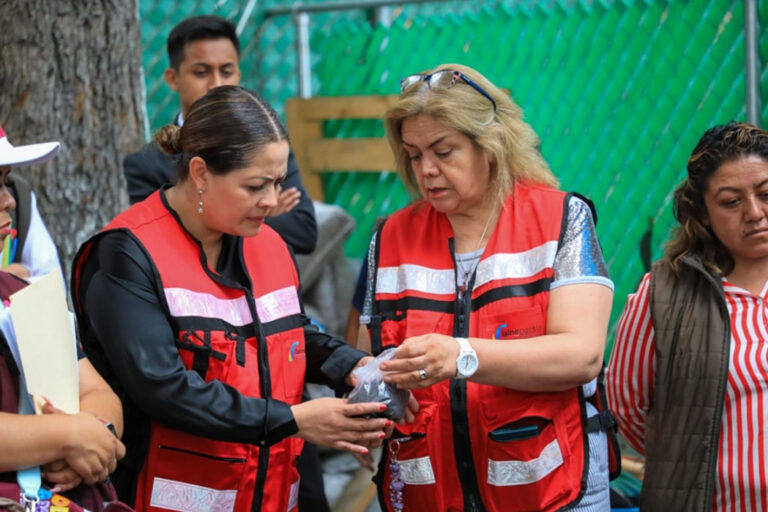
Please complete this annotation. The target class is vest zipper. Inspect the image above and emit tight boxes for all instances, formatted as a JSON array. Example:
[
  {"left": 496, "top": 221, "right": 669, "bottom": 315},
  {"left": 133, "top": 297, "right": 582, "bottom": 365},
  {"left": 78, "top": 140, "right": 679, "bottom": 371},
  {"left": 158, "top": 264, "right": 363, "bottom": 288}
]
[
  {"left": 243, "top": 289, "right": 272, "bottom": 512},
  {"left": 157, "top": 445, "right": 246, "bottom": 464},
  {"left": 685, "top": 259, "right": 731, "bottom": 507},
  {"left": 449, "top": 239, "right": 486, "bottom": 512},
  {"left": 392, "top": 432, "right": 426, "bottom": 444}
]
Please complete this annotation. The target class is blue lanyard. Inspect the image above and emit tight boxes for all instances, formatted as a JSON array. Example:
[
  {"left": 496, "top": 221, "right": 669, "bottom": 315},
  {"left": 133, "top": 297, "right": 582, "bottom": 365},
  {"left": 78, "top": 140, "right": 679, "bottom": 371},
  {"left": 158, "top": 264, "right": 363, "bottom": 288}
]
[
  {"left": 17, "top": 372, "right": 41, "bottom": 509},
  {"left": 0, "top": 307, "right": 41, "bottom": 508}
]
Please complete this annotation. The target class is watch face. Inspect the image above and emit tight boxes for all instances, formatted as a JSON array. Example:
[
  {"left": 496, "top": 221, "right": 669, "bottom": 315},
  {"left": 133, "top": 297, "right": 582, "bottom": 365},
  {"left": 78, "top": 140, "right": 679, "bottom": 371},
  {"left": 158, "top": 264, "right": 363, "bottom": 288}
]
[{"left": 458, "top": 353, "right": 479, "bottom": 375}]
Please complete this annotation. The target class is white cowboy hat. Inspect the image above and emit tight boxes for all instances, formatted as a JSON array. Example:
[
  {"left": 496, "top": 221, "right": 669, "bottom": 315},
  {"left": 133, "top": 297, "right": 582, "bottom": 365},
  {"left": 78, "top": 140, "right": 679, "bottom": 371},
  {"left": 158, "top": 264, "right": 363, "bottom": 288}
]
[{"left": 0, "top": 126, "right": 60, "bottom": 167}]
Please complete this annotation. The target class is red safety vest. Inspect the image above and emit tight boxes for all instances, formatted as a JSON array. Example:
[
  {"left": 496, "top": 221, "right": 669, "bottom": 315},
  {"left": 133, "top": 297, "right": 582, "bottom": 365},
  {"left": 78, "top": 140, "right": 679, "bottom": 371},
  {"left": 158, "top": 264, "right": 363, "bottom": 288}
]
[
  {"left": 73, "top": 192, "right": 305, "bottom": 512},
  {"left": 369, "top": 182, "right": 595, "bottom": 512}
]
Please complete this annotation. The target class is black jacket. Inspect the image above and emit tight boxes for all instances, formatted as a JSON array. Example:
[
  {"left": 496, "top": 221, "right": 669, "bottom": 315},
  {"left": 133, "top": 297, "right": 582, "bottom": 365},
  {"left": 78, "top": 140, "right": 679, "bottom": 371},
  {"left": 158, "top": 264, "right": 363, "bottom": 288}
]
[{"left": 123, "top": 140, "right": 318, "bottom": 254}]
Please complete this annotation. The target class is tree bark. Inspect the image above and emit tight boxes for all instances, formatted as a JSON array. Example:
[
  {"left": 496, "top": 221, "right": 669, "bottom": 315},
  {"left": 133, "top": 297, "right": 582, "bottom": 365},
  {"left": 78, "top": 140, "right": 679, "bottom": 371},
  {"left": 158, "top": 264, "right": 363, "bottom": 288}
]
[{"left": 0, "top": 0, "right": 145, "bottom": 279}]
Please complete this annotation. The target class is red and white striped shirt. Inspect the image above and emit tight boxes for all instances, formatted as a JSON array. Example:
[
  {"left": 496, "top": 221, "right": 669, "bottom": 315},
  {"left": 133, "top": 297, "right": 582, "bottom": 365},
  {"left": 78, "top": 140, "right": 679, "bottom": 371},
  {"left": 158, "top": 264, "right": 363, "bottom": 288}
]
[{"left": 607, "top": 272, "right": 768, "bottom": 511}]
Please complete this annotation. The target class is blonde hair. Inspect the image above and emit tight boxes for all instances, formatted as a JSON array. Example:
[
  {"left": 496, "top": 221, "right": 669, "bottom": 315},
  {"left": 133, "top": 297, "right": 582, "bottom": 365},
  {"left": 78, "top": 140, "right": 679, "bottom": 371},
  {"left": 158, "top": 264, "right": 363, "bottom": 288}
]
[{"left": 384, "top": 63, "right": 557, "bottom": 204}]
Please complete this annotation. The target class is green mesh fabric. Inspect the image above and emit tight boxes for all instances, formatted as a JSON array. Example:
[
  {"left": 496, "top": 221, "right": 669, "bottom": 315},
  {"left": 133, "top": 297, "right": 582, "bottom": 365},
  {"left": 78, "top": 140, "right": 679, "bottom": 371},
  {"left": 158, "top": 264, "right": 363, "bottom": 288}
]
[{"left": 139, "top": 0, "right": 768, "bottom": 345}]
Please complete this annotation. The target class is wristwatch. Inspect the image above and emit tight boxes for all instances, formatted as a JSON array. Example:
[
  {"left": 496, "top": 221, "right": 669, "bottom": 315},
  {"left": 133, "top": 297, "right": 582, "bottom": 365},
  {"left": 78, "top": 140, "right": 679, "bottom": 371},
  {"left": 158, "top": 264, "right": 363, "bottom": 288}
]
[
  {"left": 99, "top": 418, "right": 118, "bottom": 438},
  {"left": 454, "top": 337, "right": 479, "bottom": 379}
]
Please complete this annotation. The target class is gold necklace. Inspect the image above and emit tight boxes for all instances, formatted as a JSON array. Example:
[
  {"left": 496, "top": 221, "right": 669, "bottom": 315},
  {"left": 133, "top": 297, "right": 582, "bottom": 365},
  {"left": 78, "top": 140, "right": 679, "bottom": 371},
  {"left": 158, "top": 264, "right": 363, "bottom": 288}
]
[{"left": 458, "top": 207, "right": 496, "bottom": 295}]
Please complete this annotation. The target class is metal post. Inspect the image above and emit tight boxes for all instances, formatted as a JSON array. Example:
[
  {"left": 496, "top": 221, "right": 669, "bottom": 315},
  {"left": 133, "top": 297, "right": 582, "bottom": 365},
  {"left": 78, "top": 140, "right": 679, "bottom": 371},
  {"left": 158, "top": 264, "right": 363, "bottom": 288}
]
[
  {"left": 744, "top": 0, "right": 762, "bottom": 126},
  {"left": 270, "top": 0, "right": 450, "bottom": 100},
  {"left": 266, "top": 0, "right": 449, "bottom": 17},
  {"left": 236, "top": 0, "right": 259, "bottom": 36},
  {"left": 374, "top": 6, "right": 391, "bottom": 27},
  {"left": 295, "top": 12, "right": 312, "bottom": 99}
]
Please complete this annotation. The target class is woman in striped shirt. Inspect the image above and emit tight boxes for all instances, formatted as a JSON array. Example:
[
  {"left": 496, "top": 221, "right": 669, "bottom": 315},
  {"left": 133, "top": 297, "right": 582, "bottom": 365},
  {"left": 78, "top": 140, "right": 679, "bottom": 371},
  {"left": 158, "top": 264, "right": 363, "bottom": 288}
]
[{"left": 607, "top": 121, "right": 768, "bottom": 511}]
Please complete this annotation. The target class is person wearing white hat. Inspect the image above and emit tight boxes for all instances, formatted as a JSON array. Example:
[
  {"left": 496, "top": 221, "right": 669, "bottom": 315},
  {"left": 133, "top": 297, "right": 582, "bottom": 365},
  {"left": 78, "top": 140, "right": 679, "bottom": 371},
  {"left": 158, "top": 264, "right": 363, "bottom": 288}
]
[
  {"left": 0, "top": 126, "right": 63, "bottom": 282},
  {"left": 0, "top": 127, "right": 60, "bottom": 168}
]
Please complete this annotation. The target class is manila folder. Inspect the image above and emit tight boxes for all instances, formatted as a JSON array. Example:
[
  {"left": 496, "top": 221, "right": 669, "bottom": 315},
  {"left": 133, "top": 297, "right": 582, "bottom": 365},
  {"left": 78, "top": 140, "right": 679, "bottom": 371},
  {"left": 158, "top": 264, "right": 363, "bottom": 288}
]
[{"left": 10, "top": 270, "right": 79, "bottom": 414}]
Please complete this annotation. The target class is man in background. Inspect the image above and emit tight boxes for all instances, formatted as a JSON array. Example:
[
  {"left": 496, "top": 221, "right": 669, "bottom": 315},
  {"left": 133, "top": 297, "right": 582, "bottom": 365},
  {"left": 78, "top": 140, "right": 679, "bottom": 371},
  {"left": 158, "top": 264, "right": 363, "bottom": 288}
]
[{"left": 123, "top": 15, "right": 317, "bottom": 254}]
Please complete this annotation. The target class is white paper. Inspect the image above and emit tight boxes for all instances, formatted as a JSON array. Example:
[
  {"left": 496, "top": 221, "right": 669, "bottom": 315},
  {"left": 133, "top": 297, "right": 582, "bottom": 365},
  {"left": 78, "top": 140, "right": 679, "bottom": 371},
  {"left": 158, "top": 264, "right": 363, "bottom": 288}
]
[{"left": 10, "top": 270, "right": 79, "bottom": 413}]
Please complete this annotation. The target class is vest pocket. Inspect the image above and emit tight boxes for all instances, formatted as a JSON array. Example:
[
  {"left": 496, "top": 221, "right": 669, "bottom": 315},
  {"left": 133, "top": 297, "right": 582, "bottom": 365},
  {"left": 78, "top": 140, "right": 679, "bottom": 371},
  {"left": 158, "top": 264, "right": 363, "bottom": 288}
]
[
  {"left": 262, "top": 438, "right": 302, "bottom": 512},
  {"left": 146, "top": 441, "right": 249, "bottom": 512},
  {"left": 383, "top": 433, "right": 443, "bottom": 511},
  {"left": 380, "top": 404, "right": 449, "bottom": 511},
  {"left": 476, "top": 303, "right": 545, "bottom": 340},
  {"left": 403, "top": 312, "right": 453, "bottom": 339},
  {"left": 374, "top": 310, "right": 405, "bottom": 351},
  {"left": 479, "top": 417, "right": 571, "bottom": 511},
  {"left": 266, "top": 328, "right": 306, "bottom": 404}
]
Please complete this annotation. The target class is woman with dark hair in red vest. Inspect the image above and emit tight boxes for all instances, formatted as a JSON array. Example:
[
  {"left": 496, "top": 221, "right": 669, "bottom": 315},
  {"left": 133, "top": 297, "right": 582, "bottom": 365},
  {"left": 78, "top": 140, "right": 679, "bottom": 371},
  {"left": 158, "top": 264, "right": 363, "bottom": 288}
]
[
  {"left": 358, "top": 64, "right": 618, "bottom": 512},
  {"left": 72, "top": 86, "right": 391, "bottom": 512}
]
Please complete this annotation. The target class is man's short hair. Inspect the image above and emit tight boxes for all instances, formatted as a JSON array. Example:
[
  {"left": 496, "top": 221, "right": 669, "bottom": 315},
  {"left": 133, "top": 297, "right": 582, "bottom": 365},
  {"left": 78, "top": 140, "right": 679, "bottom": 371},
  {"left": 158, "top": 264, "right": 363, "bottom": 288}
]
[{"left": 167, "top": 15, "right": 240, "bottom": 70}]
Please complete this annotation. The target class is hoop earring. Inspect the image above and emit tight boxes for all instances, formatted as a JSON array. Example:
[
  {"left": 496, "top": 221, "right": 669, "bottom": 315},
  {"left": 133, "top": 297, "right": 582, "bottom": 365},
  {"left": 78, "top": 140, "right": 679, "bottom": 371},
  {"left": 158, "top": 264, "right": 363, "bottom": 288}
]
[{"left": 198, "top": 189, "right": 204, "bottom": 214}]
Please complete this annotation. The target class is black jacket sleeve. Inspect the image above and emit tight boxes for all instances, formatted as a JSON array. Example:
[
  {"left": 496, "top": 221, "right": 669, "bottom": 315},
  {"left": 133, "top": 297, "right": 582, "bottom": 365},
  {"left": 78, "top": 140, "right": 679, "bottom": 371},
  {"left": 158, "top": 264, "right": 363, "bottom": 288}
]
[
  {"left": 288, "top": 246, "right": 366, "bottom": 389},
  {"left": 79, "top": 232, "right": 297, "bottom": 446},
  {"left": 122, "top": 144, "right": 176, "bottom": 205},
  {"left": 304, "top": 322, "right": 367, "bottom": 392},
  {"left": 264, "top": 149, "right": 318, "bottom": 254}
]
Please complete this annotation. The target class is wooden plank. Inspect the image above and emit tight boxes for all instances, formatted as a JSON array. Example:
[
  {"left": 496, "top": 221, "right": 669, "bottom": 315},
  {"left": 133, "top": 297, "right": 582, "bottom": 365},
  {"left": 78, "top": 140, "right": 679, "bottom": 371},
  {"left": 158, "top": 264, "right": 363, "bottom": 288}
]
[
  {"left": 306, "top": 138, "right": 395, "bottom": 172},
  {"left": 333, "top": 466, "right": 379, "bottom": 512},
  {"left": 290, "top": 95, "right": 401, "bottom": 121},
  {"left": 284, "top": 94, "right": 403, "bottom": 200},
  {"left": 285, "top": 98, "right": 325, "bottom": 201},
  {"left": 350, "top": 482, "right": 378, "bottom": 512}
]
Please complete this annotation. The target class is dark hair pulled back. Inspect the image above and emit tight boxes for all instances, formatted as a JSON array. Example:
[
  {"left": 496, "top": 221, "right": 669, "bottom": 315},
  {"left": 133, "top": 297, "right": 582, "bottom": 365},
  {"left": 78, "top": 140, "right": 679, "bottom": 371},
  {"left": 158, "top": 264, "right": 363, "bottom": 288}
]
[
  {"left": 153, "top": 85, "right": 288, "bottom": 180},
  {"left": 154, "top": 125, "right": 183, "bottom": 154}
]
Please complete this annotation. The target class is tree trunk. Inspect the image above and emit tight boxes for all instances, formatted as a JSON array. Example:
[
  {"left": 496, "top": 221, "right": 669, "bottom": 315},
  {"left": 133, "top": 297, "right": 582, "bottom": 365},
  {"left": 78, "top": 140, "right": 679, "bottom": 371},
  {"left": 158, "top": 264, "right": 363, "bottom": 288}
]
[{"left": 0, "top": 0, "right": 145, "bottom": 280}]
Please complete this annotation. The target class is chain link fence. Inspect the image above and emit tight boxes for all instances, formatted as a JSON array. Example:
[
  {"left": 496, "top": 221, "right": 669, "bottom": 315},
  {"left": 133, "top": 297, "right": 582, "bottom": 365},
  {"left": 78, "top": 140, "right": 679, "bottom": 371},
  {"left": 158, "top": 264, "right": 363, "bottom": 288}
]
[
  {"left": 138, "top": 0, "right": 768, "bottom": 342},
  {"left": 139, "top": 0, "right": 488, "bottom": 129}
]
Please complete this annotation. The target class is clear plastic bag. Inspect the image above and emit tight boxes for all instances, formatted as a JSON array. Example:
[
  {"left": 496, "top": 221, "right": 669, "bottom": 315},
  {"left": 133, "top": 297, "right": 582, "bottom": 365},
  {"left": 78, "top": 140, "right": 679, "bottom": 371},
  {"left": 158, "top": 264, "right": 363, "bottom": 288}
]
[{"left": 347, "top": 348, "right": 410, "bottom": 420}]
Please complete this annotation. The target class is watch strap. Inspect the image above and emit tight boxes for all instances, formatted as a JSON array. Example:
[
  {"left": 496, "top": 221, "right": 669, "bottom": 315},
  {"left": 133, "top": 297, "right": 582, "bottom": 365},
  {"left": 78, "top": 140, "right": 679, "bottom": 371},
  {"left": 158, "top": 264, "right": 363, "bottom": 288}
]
[
  {"left": 455, "top": 337, "right": 478, "bottom": 379},
  {"left": 99, "top": 417, "right": 118, "bottom": 438},
  {"left": 456, "top": 337, "right": 471, "bottom": 353}
]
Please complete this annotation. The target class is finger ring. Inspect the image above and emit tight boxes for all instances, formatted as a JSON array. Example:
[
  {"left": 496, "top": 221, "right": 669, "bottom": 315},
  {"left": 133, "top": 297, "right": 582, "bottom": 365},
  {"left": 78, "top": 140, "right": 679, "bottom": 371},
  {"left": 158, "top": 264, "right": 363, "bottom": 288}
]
[{"left": 418, "top": 368, "right": 427, "bottom": 380}]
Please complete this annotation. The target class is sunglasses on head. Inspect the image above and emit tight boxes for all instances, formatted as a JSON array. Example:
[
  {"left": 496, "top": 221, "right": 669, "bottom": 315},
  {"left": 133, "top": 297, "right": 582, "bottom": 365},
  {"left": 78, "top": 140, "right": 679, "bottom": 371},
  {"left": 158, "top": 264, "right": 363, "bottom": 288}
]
[{"left": 399, "top": 69, "right": 497, "bottom": 112}]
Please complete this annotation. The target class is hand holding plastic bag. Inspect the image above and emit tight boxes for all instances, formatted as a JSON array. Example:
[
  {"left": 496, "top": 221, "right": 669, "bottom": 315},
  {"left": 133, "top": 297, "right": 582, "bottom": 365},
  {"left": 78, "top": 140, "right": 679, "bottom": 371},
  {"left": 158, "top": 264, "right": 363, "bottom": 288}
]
[{"left": 347, "top": 348, "right": 410, "bottom": 420}]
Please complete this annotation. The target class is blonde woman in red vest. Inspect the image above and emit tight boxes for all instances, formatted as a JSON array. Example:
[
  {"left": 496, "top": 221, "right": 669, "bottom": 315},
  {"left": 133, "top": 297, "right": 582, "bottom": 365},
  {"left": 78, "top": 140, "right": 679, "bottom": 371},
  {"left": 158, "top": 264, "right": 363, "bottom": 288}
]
[
  {"left": 72, "top": 86, "right": 391, "bottom": 512},
  {"left": 607, "top": 122, "right": 768, "bottom": 511},
  {"left": 357, "top": 64, "right": 617, "bottom": 511}
]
